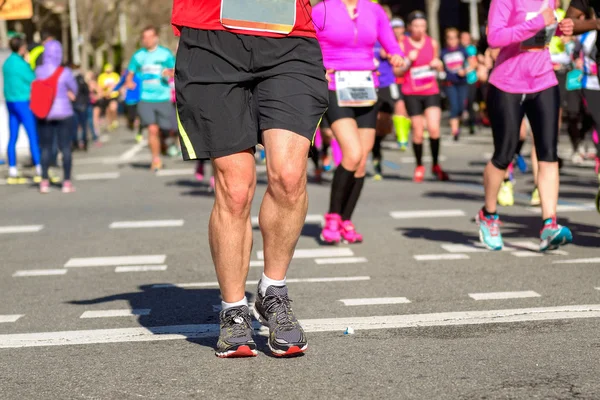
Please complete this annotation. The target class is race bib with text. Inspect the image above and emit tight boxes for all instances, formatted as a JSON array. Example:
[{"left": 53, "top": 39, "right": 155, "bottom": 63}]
[
  {"left": 221, "top": 0, "right": 296, "bottom": 35},
  {"left": 410, "top": 66, "right": 436, "bottom": 91},
  {"left": 335, "top": 71, "right": 378, "bottom": 107}
]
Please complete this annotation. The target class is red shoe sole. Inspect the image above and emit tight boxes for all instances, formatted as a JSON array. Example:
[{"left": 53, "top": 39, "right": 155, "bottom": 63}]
[
  {"left": 273, "top": 345, "right": 307, "bottom": 357},
  {"left": 216, "top": 345, "right": 258, "bottom": 358}
]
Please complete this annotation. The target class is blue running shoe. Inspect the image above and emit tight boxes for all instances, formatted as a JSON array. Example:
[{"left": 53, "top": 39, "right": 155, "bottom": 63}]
[
  {"left": 476, "top": 210, "right": 504, "bottom": 251},
  {"left": 515, "top": 154, "right": 528, "bottom": 173},
  {"left": 540, "top": 217, "right": 573, "bottom": 252},
  {"left": 0, "top": 159, "right": 5, "bottom": 165}
]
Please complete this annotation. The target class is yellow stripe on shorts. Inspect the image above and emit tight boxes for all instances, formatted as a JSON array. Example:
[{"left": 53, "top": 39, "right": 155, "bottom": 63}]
[{"left": 176, "top": 107, "right": 197, "bottom": 159}]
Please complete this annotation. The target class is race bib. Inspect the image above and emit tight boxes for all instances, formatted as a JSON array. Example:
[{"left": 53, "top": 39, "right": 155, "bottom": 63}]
[
  {"left": 443, "top": 51, "right": 465, "bottom": 72},
  {"left": 410, "top": 66, "right": 436, "bottom": 90},
  {"left": 335, "top": 71, "right": 378, "bottom": 107},
  {"left": 520, "top": 12, "right": 557, "bottom": 52},
  {"left": 221, "top": 0, "right": 296, "bottom": 35}
]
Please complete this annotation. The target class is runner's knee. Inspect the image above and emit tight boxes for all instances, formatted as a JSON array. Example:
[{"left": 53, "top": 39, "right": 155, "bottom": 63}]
[
  {"left": 218, "top": 178, "right": 254, "bottom": 216},
  {"left": 268, "top": 164, "right": 307, "bottom": 204}
]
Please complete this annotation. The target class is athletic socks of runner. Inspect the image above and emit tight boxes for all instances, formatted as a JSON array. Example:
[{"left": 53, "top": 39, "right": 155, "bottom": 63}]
[
  {"left": 482, "top": 207, "right": 497, "bottom": 217},
  {"left": 309, "top": 145, "right": 320, "bottom": 170},
  {"left": 329, "top": 165, "right": 356, "bottom": 215},
  {"left": 430, "top": 138, "right": 440, "bottom": 166},
  {"left": 393, "top": 115, "right": 411, "bottom": 144},
  {"left": 373, "top": 136, "right": 383, "bottom": 161},
  {"left": 259, "top": 273, "right": 286, "bottom": 296},
  {"left": 221, "top": 297, "right": 249, "bottom": 311},
  {"left": 8, "top": 167, "right": 18, "bottom": 177},
  {"left": 413, "top": 143, "right": 424, "bottom": 166},
  {"left": 341, "top": 177, "right": 365, "bottom": 221}
]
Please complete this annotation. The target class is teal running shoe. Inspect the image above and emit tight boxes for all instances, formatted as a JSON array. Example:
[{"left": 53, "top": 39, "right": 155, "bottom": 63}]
[
  {"left": 476, "top": 210, "right": 504, "bottom": 251},
  {"left": 540, "top": 217, "right": 573, "bottom": 252}
]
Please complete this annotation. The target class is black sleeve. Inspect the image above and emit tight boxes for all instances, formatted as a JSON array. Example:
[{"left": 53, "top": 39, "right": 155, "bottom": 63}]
[{"left": 570, "top": 0, "right": 590, "bottom": 13}]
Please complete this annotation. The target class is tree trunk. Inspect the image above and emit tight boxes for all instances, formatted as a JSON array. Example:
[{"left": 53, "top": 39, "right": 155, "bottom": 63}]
[{"left": 425, "top": 0, "right": 441, "bottom": 44}]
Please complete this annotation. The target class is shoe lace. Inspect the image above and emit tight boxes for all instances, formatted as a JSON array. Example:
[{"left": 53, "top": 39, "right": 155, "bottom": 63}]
[
  {"left": 222, "top": 309, "right": 252, "bottom": 338},
  {"left": 264, "top": 294, "right": 295, "bottom": 329},
  {"left": 485, "top": 216, "right": 502, "bottom": 236}
]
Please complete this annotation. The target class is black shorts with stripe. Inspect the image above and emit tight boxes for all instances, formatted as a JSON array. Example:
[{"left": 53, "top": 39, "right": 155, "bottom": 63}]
[{"left": 175, "top": 28, "right": 329, "bottom": 160}]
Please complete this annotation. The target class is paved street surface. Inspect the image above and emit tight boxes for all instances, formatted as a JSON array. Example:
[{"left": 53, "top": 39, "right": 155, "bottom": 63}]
[{"left": 1, "top": 126, "right": 599, "bottom": 399}]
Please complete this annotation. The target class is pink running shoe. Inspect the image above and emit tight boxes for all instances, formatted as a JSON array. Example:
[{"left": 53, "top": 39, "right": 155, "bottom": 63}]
[
  {"left": 62, "top": 180, "right": 76, "bottom": 193},
  {"left": 209, "top": 176, "right": 215, "bottom": 192},
  {"left": 195, "top": 161, "right": 205, "bottom": 181},
  {"left": 320, "top": 213, "right": 342, "bottom": 244},
  {"left": 39, "top": 179, "right": 50, "bottom": 194},
  {"left": 340, "top": 220, "right": 363, "bottom": 244}
]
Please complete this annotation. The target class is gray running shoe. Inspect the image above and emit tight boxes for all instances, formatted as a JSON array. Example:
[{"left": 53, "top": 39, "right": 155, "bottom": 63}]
[
  {"left": 216, "top": 305, "right": 257, "bottom": 358},
  {"left": 254, "top": 283, "right": 308, "bottom": 357}
]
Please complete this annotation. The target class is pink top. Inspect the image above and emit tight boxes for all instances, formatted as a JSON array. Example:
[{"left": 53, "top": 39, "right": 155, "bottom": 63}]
[
  {"left": 312, "top": 0, "right": 404, "bottom": 90},
  {"left": 402, "top": 36, "right": 439, "bottom": 96},
  {"left": 488, "top": 0, "right": 558, "bottom": 94}
]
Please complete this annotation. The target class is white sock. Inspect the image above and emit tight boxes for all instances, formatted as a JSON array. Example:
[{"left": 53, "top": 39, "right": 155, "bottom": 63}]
[
  {"left": 260, "top": 273, "right": 286, "bottom": 296},
  {"left": 35, "top": 165, "right": 42, "bottom": 176},
  {"left": 221, "top": 297, "right": 248, "bottom": 312},
  {"left": 8, "top": 167, "right": 18, "bottom": 177}
]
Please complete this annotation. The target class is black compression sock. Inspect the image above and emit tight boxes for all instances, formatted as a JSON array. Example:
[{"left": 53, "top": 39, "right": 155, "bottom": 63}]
[
  {"left": 482, "top": 207, "right": 497, "bottom": 217},
  {"left": 342, "top": 177, "right": 365, "bottom": 221},
  {"left": 430, "top": 138, "right": 440, "bottom": 166},
  {"left": 413, "top": 143, "right": 423, "bottom": 166},
  {"left": 329, "top": 165, "right": 356, "bottom": 215}
]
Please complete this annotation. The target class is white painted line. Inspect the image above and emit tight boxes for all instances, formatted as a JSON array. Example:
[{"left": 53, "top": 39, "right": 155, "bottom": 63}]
[
  {"left": 257, "top": 247, "right": 354, "bottom": 260},
  {"left": 13, "top": 269, "right": 67, "bottom": 277},
  {"left": 506, "top": 241, "right": 568, "bottom": 256},
  {"left": 0, "top": 225, "right": 44, "bottom": 234},
  {"left": 554, "top": 258, "right": 600, "bottom": 265},
  {"left": 390, "top": 209, "right": 466, "bottom": 219},
  {"left": 114, "top": 265, "right": 168, "bottom": 273},
  {"left": 3, "top": 305, "right": 600, "bottom": 348},
  {"left": 441, "top": 244, "right": 485, "bottom": 253},
  {"left": 80, "top": 309, "right": 151, "bottom": 319},
  {"left": 249, "top": 261, "right": 264, "bottom": 268},
  {"left": 414, "top": 254, "right": 470, "bottom": 261},
  {"left": 527, "top": 203, "right": 596, "bottom": 214},
  {"left": 156, "top": 169, "right": 194, "bottom": 177},
  {"left": 109, "top": 220, "right": 184, "bottom": 229},
  {"left": 152, "top": 276, "right": 371, "bottom": 289},
  {"left": 340, "top": 297, "right": 411, "bottom": 306},
  {"left": 469, "top": 291, "right": 541, "bottom": 301},
  {"left": 315, "top": 257, "right": 368, "bottom": 265},
  {"left": 0, "top": 315, "right": 23, "bottom": 323},
  {"left": 251, "top": 214, "right": 323, "bottom": 227},
  {"left": 65, "top": 255, "right": 166, "bottom": 268},
  {"left": 511, "top": 251, "right": 543, "bottom": 258},
  {"left": 119, "top": 140, "right": 148, "bottom": 161},
  {"left": 75, "top": 172, "right": 120, "bottom": 181}
]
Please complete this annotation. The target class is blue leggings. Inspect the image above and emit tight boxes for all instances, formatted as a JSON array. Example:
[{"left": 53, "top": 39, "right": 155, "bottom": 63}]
[
  {"left": 444, "top": 84, "right": 468, "bottom": 119},
  {"left": 6, "top": 101, "right": 41, "bottom": 167}
]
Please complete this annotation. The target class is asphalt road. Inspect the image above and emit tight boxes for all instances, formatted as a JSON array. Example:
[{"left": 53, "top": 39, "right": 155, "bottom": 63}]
[{"left": 0, "top": 125, "right": 599, "bottom": 399}]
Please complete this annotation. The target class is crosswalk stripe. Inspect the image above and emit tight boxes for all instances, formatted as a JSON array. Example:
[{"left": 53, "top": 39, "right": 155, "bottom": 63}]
[
  {"left": 553, "top": 258, "right": 600, "bottom": 264},
  {"left": 257, "top": 248, "right": 354, "bottom": 260},
  {"left": 315, "top": 257, "right": 368, "bottom": 265},
  {"left": 3, "top": 305, "right": 600, "bottom": 348},
  {"left": 390, "top": 209, "right": 466, "bottom": 219},
  {"left": 13, "top": 269, "right": 67, "bottom": 277},
  {"left": 251, "top": 214, "right": 323, "bottom": 227},
  {"left": 414, "top": 254, "right": 470, "bottom": 261},
  {"left": 441, "top": 244, "right": 485, "bottom": 253},
  {"left": 0, "top": 315, "right": 23, "bottom": 323},
  {"left": 469, "top": 291, "right": 541, "bottom": 300},
  {"left": 506, "top": 241, "right": 568, "bottom": 256},
  {"left": 114, "top": 265, "right": 168, "bottom": 273},
  {"left": 155, "top": 169, "right": 193, "bottom": 177},
  {"left": 152, "top": 276, "right": 371, "bottom": 289},
  {"left": 75, "top": 172, "right": 120, "bottom": 181},
  {"left": 249, "top": 261, "right": 264, "bottom": 268},
  {"left": 80, "top": 309, "right": 151, "bottom": 319},
  {"left": 65, "top": 255, "right": 166, "bottom": 268},
  {"left": 109, "top": 220, "right": 184, "bottom": 229},
  {"left": 511, "top": 251, "right": 543, "bottom": 258},
  {"left": 527, "top": 204, "right": 596, "bottom": 214},
  {"left": 339, "top": 297, "right": 411, "bottom": 306},
  {"left": 0, "top": 225, "right": 44, "bottom": 234}
]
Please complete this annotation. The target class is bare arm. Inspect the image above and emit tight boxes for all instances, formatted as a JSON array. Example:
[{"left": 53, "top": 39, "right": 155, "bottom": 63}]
[{"left": 567, "top": 6, "right": 600, "bottom": 35}]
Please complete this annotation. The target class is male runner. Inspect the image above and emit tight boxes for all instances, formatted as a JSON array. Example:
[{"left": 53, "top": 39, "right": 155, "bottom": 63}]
[
  {"left": 126, "top": 26, "right": 176, "bottom": 172},
  {"left": 172, "top": 0, "right": 328, "bottom": 357}
]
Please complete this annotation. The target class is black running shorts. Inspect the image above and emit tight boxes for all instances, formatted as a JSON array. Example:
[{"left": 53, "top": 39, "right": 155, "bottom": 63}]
[
  {"left": 175, "top": 28, "right": 329, "bottom": 160},
  {"left": 404, "top": 94, "right": 441, "bottom": 117},
  {"left": 378, "top": 83, "right": 403, "bottom": 114},
  {"left": 325, "top": 90, "right": 378, "bottom": 129}
]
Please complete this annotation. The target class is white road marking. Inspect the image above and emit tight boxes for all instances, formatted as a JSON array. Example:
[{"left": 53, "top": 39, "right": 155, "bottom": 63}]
[
  {"left": 414, "top": 254, "right": 470, "bottom": 261},
  {"left": 249, "top": 261, "right": 264, "bottom": 268},
  {"left": 65, "top": 255, "right": 166, "bottom": 268},
  {"left": 156, "top": 169, "right": 193, "bottom": 177},
  {"left": 3, "top": 305, "right": 600, "bottom": 348},
  {"left": 114, "top": 265, "right": 168, "bottom": 273},
  {"left": 553, "top": 258, "right": 600, "bottom": 265},
  {"left": 257, "top": 248, "right": 354, "bottom": 260},
  {"left": 441, "top": 244, "right": 485, "bottom": 253},
  {"left": 339, "top": 297, "right": 411, "bottom": 306},
  {"left": 390, "top": 209, "right": 466, "bottom": 219},
  {"left": 75, "top": 172, "right": 120, "bottom": 181},
  {"left": 0, "top": 315, "right": 23, "bottom": 323},
  {"left": 119, "top": 140, "right": 148, "bottom": 161},
  {"left": 527, "top": 203, "right": 596, "bottom": 214},
  {"left": 251, "top": 214, "right": 323, "bottom": 227},
  {"left": 469, "top": 291, "right": 541, "bottom": 301},
  {"left": 506, "top": 241, "right": 568, "bottom": 256},
  {"left": 511, "top": 251, "right": 543, "bottom": 258},
  {"left": 315, "top": 257, "right": 368, "bottom": 265},
  {"left": 80, "top": 309, "right": 151, "bottom": 319},
  {"left": 13, "top": 269, "right": 67, "bottom": 277},
  {"left": 0, "top": 225, "right": 44, "bottom": 234},
  {"left": 109, "top": 220, "right": 184, "bottom": 229},
  {"left": 152, "top": 276, "right": 371, "bottom": 289}
]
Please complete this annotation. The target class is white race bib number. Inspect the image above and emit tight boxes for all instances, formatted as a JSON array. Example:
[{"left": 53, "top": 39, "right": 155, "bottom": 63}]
[
  {"left": 220, "top": 0, "right": 296, "bottom": 35},
  {"left": 520, "top": 12, "right": 557, "bottom": 52},
  {"left": 335, "top": 71, "right": 378, "bottom": 107},
  {"left": 410, "top": 66, "right": 436, "bottom": 91}
]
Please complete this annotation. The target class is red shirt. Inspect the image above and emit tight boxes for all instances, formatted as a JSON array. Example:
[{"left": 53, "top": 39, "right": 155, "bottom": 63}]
[{"left": 172, "top": 0, "right": 316, "bottom": 38}]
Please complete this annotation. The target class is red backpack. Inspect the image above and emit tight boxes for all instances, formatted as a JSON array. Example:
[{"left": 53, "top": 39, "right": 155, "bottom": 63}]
[{"left": 30, "top": 66, "right": 64, "bottom": 119}]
